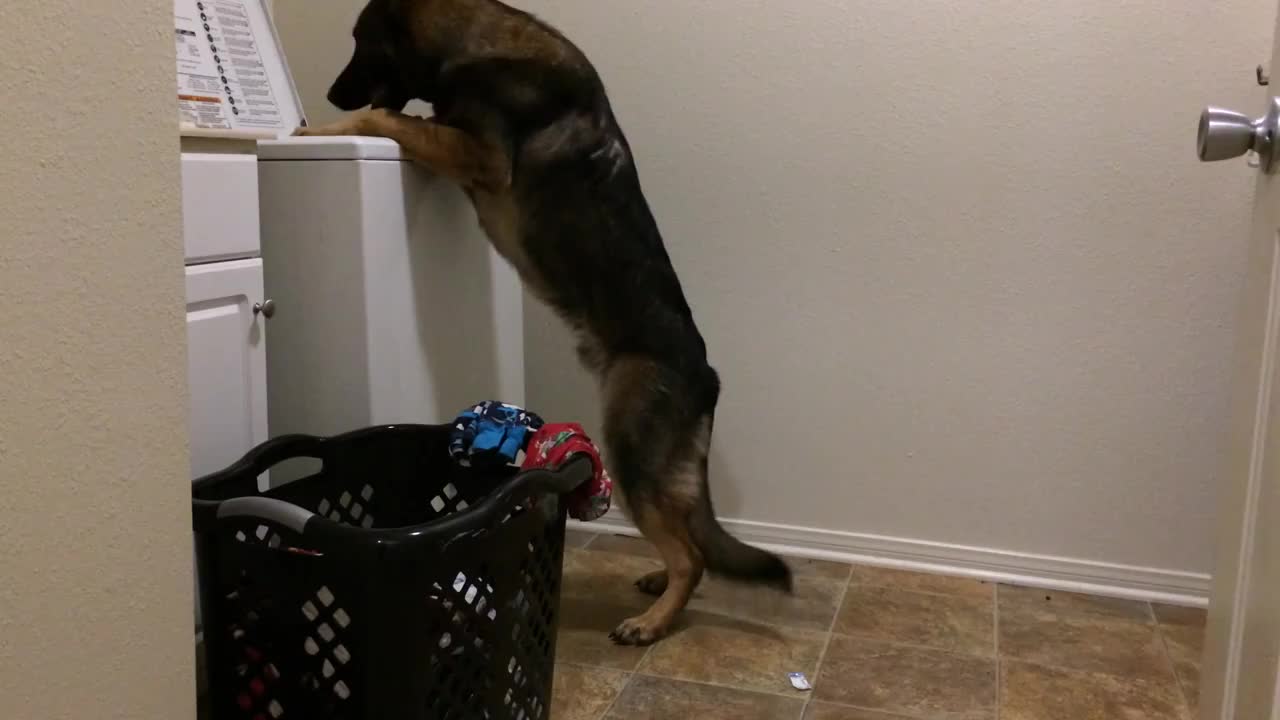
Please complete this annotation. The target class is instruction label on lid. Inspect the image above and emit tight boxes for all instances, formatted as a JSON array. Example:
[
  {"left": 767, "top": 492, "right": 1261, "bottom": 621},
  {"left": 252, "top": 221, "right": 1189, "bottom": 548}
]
[{"left": 174, "top": 0, "right": 304, "bottom": 137}]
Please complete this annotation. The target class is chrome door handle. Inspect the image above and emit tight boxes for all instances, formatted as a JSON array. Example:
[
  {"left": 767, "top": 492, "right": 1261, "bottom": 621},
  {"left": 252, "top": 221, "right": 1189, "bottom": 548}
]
[
  {"left": 1198, "top": 98, "right": 1280, "bottom": 172},
  {"left": 253, "top": 299, "right": 276, "bottom": 319}
]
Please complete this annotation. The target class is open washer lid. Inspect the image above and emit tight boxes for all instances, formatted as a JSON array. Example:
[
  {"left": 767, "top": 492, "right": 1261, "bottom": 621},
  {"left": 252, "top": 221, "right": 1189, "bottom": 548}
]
[
  {"left": 175, "top": 0, "right": 309, "bottom": 140},
  {"left": 257, "top": 136, "right": 408, "bottom": 161}
]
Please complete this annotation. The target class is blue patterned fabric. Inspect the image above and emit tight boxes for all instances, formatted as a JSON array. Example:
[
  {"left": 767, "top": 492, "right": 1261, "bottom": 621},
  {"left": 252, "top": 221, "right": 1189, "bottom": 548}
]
[{"left": 448, "top": 401, "right": 546, "bottom": 468}]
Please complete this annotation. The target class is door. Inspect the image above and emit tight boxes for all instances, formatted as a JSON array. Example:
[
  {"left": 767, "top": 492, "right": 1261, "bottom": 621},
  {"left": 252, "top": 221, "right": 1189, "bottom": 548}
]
[
  {"left": 185, "top": 258, "right": 269, "bottom": 481},
  {"left": 1199, "top": 13, "right": 1280, "bottom": 718},
  {"left": 187, "top": 258, "right": 269, "bottom": 633}
]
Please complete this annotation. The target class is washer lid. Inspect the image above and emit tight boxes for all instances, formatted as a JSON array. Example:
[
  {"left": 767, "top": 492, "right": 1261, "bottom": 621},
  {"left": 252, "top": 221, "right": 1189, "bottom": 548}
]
[{"left": 257, "top": 136, "right": 407, "bottom": 161}]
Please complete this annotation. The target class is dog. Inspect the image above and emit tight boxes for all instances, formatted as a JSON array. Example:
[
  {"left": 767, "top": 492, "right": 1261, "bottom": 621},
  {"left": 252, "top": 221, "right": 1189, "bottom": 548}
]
[{"left": 297, "top": 0, "right": 792, "bottom": 645}]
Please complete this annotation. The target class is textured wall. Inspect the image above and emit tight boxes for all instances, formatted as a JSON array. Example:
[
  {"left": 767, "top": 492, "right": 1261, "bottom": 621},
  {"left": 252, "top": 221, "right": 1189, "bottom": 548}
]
[
  {"left": 274, "top": 0, "right": 1274, "bottom": 575},
  {"left": 0, "top": 1, "right": 192, "bottom": 718}
]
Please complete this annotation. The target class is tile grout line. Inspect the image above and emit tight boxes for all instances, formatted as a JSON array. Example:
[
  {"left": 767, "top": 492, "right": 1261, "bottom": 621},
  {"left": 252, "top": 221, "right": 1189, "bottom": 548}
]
[
  {"left": 593, "top": 670, "right": 632, "bottom": 720},
  {"left": 1148, "top": 601, "right": 1196, "bottom": 719},
  {"left": 798, "top": 561, "right": 855, "bottom": 719},
  {"left": 593, "top": 641, "right": 658, "bottom": 718},
  {"left": 595, "top": 641, "right": 656, "bottom": 720},
  {"left": 573, "top": 532, "right": 635, "bottom": 720},
  {"left": 821, "top": 629, "right": 999, "bottom": 660},
  {"left": 614, "top": 672, "right": 823, "bottom": 712}
]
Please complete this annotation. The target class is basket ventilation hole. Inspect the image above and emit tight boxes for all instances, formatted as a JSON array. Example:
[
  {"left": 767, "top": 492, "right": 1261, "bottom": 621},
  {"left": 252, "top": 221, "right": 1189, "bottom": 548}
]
[
  {"left": 361, "top": 484, "right": 374, "bottom": 501},
  {"left": 304, "top": 637, "right": 319, "bottom": 656},
  {"left": 443, "top": 483, "right": 458, "bottom": 500},
  {"left": 334, "top": 680, "right": 351, "bottom": 700},
  {"left": 317, "top": 499, "right": 331, "bottom": 515},
  {"left": 317, "top": 586, "right": 335, "bottom": 607},
  {"left": 332, "top": 608, "right": 350, "bottom": 628},
  {"left": 268, "top": 700, "right": 284, "bottom": 719},
  {"left": 431, "top": 496, "right": 446, "bottom": 512},
  {"left": 339, "top": 491, "right": 352, "bottom": 508}
]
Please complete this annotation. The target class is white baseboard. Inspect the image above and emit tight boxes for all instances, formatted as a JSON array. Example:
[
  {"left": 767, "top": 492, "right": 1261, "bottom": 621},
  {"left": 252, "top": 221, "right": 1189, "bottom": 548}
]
[{"left": 568, "top": 513, "right": 1210, "bottom": 607}]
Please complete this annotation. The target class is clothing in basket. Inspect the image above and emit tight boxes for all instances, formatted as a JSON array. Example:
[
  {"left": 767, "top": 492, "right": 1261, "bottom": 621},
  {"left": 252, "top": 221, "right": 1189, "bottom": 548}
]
[
  {"left": 521, "top": 423, "right": 613, "bottom": 522},
  {"left": 448, "top": 400, "right": 545, "bottom": 468}
]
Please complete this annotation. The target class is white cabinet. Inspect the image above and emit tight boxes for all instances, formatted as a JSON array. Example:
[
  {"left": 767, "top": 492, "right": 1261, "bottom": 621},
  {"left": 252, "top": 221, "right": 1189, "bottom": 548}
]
[
  {"left": 185, "top": 258, "right": 268, "bottom": 479},
  {"left": 180, "top": 118, "right": 272, "bottom": 705},
  {"left": 181, "top": 153, "right": 261, "bottom": 264}
]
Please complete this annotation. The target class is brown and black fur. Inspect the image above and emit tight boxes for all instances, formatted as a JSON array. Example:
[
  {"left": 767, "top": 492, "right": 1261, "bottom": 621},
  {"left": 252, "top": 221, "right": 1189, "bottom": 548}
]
[{"left": 298, "top": 0, "right": 792, "bottom": 645}]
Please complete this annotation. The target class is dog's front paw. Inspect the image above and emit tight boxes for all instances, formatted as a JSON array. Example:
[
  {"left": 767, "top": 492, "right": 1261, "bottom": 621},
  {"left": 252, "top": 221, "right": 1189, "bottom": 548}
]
[
  {"left": 291, "top": 109, "right": 385, "bottom": 138},
  {"left": 292, "top": 122, "right": 347, "bottom": 137},
  {"left": 609, "top": 615, "right": 665, "bottom": 646}
]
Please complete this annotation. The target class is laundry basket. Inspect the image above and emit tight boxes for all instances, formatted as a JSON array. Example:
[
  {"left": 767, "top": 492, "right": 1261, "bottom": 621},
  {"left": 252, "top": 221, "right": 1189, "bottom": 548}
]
[{"left": 192, "top": 424, "right": 591, "bottom": 720}]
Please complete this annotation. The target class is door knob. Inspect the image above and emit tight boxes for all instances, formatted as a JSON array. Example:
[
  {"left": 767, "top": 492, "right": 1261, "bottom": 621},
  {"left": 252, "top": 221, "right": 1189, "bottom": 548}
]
[
  {"left": 253, "top": 299, "right": 276, "bottom": 319},
  {"left": 1198, "top": 98, "right": 1280, "bottom": 171}
]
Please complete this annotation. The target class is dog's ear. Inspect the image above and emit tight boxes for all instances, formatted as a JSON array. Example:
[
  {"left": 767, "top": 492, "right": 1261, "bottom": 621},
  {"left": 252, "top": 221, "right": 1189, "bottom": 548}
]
[
  {"left": 381, "top": 0, "right": 411, "bottom": 26},
  {"left": 374, "top": 0, "right": 413, "bottom": 55}
]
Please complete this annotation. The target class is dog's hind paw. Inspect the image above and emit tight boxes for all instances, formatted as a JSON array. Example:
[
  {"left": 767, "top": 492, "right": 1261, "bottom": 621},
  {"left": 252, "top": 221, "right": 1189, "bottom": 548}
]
[
  {"left": 609, "top": 616, "right": 665, "bottom": 646},
  {"left": 634, "top": 570, "right": 668, "bottom": 597}
]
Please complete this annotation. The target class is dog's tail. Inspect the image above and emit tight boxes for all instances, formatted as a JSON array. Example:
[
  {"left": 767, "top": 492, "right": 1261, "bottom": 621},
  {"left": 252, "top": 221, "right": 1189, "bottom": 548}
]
[
  {"left": 687, "top": 379, "right": 793, "bottom": 592},
  {"left": 690, "top": 497, "right": 793, "bottom": 593}
]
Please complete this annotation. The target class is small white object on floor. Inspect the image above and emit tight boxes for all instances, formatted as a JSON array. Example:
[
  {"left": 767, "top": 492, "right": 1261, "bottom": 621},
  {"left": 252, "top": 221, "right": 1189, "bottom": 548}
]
[{"left": 788, "top": 672, "right": 812, "bottom": 691}]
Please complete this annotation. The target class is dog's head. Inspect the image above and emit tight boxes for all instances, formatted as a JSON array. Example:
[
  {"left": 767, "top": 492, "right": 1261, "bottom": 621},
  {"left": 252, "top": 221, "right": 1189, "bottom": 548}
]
[{"left": 327, "top": 0, "right": 421, "bottom": 112}]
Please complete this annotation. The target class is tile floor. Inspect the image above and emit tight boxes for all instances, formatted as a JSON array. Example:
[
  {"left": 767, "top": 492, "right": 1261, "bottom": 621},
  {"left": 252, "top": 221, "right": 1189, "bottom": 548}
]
[{"left": 552, "top": 530, "right": 1205, "bottom": 720}]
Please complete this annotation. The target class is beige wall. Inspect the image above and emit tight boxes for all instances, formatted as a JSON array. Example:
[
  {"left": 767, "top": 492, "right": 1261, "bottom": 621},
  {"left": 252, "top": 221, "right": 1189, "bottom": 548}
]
[
  {"left": 0, "top": 1, "right": 193, "bottom": 718},
  {"left": 275, "top": 0, "right": 1273, "bottom": 577}
]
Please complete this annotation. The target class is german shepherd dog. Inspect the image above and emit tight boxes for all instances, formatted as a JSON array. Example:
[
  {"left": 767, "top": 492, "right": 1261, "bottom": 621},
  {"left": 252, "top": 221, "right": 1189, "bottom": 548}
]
[{"left": 297, "top": 0, "right": 792, "bottom": 645}]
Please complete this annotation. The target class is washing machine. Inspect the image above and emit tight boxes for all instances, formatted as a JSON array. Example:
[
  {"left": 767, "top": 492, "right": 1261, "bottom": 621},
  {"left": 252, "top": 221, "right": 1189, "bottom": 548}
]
[{"left": 256, "top": 136, "right": 526, "bottom": 443}]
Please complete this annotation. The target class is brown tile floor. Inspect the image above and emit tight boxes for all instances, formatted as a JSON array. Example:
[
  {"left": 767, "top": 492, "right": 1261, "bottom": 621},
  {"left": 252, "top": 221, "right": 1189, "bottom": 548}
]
[{"left": 552, "top": 530, "right": 1205, "bottom": 720}]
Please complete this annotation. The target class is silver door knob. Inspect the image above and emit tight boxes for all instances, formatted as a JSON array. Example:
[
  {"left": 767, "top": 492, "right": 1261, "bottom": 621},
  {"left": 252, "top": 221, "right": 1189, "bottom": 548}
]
[
  {"left": 1198, "top": 98, "right": 1280, "bottom": 171},
  {"left": 253, "top": 299, "right": 276, "bottom": 319}
]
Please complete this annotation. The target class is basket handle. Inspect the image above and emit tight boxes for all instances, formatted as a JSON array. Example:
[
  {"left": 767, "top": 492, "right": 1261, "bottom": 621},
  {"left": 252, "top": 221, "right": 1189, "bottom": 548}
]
[
  {"left": 407, "top": 455, "right": 594, "bottom": 545},
  {"left": 199, "top": 496, "right": 317, "bottom": 533},
  {"left": 523, "top": 454, "right": 595, "bottom": 495},
  {"left": 192, "top": 452, "right": 594, "bottom": 543}
]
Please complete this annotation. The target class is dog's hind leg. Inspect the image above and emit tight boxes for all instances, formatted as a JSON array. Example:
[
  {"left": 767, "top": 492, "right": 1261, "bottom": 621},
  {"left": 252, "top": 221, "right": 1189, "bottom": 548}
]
[
  {"left": 609, "top": 486, "right": 704, "bottom": 645},
  {"left": 634, "top": 568, "right": 669, "bottom": 597},
  {"left": 601, "top": 355, "right": 707, "bottom": 645}
]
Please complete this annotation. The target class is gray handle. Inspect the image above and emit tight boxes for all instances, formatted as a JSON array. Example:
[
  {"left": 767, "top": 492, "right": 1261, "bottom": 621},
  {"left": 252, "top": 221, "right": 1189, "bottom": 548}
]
[
  {"left": 253, "top": 299, "right": 277, "bottom": 319},
  {"left": 1197, "top": 98, "right": 1280, "bottom": 171},
  {"left": 216, "top": 496, "right": 314, "bottom": 533}
]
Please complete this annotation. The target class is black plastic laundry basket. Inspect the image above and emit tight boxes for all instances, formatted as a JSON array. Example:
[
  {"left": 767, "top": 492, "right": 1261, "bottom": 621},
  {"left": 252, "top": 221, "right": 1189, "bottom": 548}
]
[{"left": 192, "top": 424, "right": 590, "bottom": 720}]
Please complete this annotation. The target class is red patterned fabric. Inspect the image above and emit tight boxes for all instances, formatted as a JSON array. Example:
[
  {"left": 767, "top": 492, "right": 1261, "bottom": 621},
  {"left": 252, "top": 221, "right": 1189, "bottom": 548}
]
[{"left": 520, "top": 423, "right": 613, "bottom": 522}]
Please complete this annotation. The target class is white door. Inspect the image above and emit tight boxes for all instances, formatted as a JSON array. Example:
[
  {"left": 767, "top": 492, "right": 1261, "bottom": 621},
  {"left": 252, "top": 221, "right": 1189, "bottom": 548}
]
[
  {"left": 1199, "top": 11, "right": 1280, "bottom": 717},
  {"left": 185, "top": 258, "right": 269, "bottom": 481}
]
